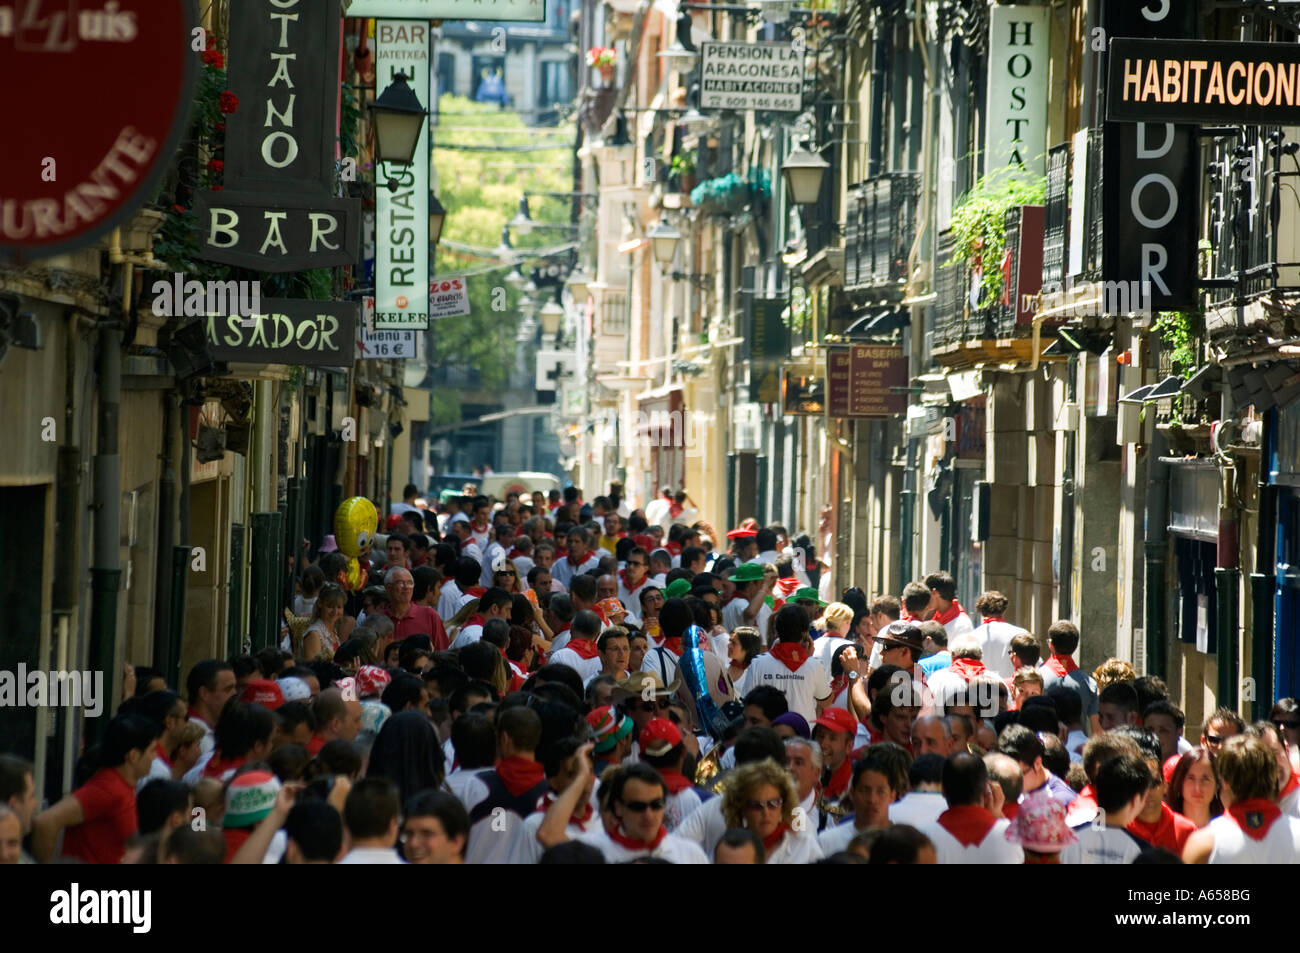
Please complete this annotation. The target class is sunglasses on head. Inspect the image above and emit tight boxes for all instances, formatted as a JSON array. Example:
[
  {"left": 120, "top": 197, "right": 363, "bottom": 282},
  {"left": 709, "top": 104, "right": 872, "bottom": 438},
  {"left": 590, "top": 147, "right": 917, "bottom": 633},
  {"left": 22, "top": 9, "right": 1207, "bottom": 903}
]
[{"left": 623, "top": 798, "right": 665, "bottom": 813}]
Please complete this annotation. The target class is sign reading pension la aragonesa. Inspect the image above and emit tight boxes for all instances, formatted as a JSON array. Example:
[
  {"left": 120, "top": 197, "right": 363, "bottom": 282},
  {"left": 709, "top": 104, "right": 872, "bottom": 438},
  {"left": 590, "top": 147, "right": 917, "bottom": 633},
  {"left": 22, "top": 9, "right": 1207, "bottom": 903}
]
[
  {"left": 193, "top": 0, "right": 360, "bottom": 271},
  {"left": 699, "top": 43, "right": 804, "bottom": 112}
]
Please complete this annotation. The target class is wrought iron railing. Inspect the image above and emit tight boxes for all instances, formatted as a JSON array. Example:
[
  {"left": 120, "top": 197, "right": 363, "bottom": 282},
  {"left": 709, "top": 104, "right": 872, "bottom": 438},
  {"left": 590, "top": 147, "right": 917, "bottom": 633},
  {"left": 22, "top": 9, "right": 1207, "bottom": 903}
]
[{"left": 843, "top": 172, "right": 920, "bottom": 291}]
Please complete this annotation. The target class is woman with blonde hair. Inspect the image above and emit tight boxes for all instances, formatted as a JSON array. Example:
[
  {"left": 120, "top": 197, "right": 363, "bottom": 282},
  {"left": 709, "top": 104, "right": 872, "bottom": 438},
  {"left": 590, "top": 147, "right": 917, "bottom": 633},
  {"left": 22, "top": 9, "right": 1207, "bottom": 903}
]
[
  {"left": 720, "top": 759, "right": 823, "bottom": 864},
  {"left": 301, "top": 584, "right": 346, "bottom": 661},
  {"left": 1092, "top": 657, "right": 1137, "bottom": 692}
]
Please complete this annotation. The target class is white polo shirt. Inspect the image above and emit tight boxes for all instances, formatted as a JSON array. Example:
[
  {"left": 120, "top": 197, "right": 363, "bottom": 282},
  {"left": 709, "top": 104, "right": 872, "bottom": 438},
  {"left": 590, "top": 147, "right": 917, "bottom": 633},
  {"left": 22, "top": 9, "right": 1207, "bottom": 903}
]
[{"left": 735, "top": 652, "right": 831, "bottom": 723}]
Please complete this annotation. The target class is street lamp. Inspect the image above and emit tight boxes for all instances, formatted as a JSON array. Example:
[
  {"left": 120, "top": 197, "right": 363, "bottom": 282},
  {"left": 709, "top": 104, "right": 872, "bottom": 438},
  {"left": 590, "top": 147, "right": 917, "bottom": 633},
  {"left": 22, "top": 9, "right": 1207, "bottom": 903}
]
[
  {"left": 539, "top": 299, "right": 564, "bottom": 336},
  {"left": 757, "top": 0, "right": 794, "bottom": 23},
  {"left": 506, "top": 265, "right": 528, "bottom": 289},
  {"left": 493, "top": 226, "right": 515, "bottom": 261},
  {"left": 428, "top": 193, "right": 446, "bottom": 247},
  {"left": 564, "top": 266, "right": 592, "bottom": 300},
  {"left": 658, "top": 39, "right": 698, "bottom": 72},
  {"left": 509, "top": 195, "right": 534, "bottom": 235},
  {"left": 368, "top": 71, "right": 428, "bottom": 166},
  {"left": 782, "top": 142, "right": 830, "bottom": 206},
  {"left": 649, "top": 219, "right": 682, "bottom": 266}
]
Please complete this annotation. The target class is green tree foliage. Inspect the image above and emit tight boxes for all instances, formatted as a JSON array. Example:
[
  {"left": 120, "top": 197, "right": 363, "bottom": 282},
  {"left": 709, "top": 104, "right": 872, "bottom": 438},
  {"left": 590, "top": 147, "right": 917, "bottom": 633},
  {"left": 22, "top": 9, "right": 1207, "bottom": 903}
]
[{"left": 430, "top": 95, "right": 576, "bottom": 423}]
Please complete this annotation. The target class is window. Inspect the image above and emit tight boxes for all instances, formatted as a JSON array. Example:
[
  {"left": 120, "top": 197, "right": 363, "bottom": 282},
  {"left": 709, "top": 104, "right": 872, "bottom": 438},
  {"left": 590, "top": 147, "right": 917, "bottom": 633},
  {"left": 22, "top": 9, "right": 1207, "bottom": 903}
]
[{"left": 538, "top": 60, "right": 573, "bottom": 109}]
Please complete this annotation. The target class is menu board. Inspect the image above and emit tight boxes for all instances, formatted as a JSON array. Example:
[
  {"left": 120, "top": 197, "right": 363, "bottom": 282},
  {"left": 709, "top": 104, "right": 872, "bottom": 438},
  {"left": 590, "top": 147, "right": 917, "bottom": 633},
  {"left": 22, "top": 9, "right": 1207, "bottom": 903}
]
[{"left": 825, "top": 345, "right": 908, "bottom": 418}]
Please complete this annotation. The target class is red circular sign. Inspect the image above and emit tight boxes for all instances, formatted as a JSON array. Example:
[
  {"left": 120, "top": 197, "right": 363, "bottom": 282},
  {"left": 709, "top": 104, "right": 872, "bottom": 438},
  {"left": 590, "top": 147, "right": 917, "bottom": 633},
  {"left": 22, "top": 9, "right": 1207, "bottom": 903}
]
[{"left": 0, "top": 1, "right": 198, "bottom": 257}]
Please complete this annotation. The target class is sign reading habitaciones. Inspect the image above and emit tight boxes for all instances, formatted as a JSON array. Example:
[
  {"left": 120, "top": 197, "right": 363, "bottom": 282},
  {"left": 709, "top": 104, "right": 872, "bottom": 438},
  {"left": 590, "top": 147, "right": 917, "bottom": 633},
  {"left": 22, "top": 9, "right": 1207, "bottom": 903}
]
[
  {"left": 699, "top": 43, "right": 804, "bottom": 112},
  {"left": 192, "top": 0, "right": 360, "bottom": 271}
]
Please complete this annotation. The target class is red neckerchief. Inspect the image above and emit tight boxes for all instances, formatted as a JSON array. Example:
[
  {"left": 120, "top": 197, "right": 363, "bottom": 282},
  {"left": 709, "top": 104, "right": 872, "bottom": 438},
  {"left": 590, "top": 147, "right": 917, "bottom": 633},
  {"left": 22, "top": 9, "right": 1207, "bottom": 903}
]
[
  {"left": 761, "top": 823, "right": 791, "bottom": 852},
  {"left": 1226, "top": 798, "right": 1283, "bottom": 840},
  {"left": 829, "top": 673, "right": 850, "bottom": 700},
  {"left": 981, "top": 616, "right": 1006, "bottom": 624},
  {"left": 775, "top": 577, "right": 800, "bottom": 597},
  {"left": 539, "top": 791, "right": 594, "bottom": 831},
  {"left": 1044, "top": 653, "right": 1078, "bottom": 676},
  {"left": 619, "top": 568, "right": 646, "bottom": 592},
  {"left": 660, "top": 637, "right": 683, "bottom": 657},
  {"left": 556, "top": 546, "right": 568, "bottom": 559},
  {"left": 496, "top": 756, "right": 546, "bottom": 797},
  {"left": 609, "top": 824, "right": 667, "bottom": 851},
  {"left": 187, "top": 707, "right": 212, "bottom": 729},
  {"left": 931, "top": 600, "right": 966, "bottom": 626},
  {"left": 154, "top": 742, "right": 172, "bottom": 768},
  {"left": 900, "top": 611, "right": 917, "bottom": 622},
  {"left": 1128, "top": 802, "right": 1192, "bottom": 852},
  {"left": 471, "top": 519, "right": 489, "bottom": 533},
  {"left": 565, "top": 638, "right": 600, "bottom": 660},
  {"left": 464, "top": 586, "right": 486, "bottom": 598},
  {"left": 1003, "top": 800, "right": 1020, "bottom": 821},
  {"left": 823, "top": 757, "right": 852, "bottom": 798},
  {"left": 937, "top": 805, "right": 998, "bottom": 847},
  {"left": 507, "top": 547, "right": 525, "bottom": 559},
  {"left": 669, "top": 502, "right": 683, "bottom": 517},
  {"left": 567, "top": 552, "right": 589, "bottom": 568},
  {"left": 665, "top": 541, "right": 682, "bottom": 556},
  {"left": 1074, "top": 785, "right": 1097, "bottom": 811},
  {"left": 660, "top": 769, "right": 693, "bottom": 794},
  {"left": 306, "top": 735, "right": 326, "bottom": 757},
  {"left": 463, "top": 613, "right": 486, "bottom": 629},
  {"left": 769, "top": 641, "right": 808, "bottom": 673},
  {"left": 948, "top": 657, "right": 986, "bottom": 683},
  {"left": 202, "top": 751, "right": 246, "bottom": 779},
  {"left": 1281, "top": 770, "right": 1300, "bottom": 803}
]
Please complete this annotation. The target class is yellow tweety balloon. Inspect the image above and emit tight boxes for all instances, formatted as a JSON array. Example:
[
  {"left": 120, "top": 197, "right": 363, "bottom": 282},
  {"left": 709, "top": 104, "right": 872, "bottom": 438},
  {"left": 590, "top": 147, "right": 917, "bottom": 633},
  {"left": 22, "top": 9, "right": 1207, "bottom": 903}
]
[{"left": 334, "top": 496, "right": 378, "bottom": 590}]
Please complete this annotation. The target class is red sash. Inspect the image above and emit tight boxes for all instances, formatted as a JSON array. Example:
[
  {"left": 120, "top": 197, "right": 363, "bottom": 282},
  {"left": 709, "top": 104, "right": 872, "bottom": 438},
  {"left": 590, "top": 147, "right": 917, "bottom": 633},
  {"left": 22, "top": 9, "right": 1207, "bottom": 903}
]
[
  {"left": 1226, "top": 798, "right": 1283, "bottom": 841},
  {"left": 770, "top": 641, "right": 808, "bottom": 673},
  {"left": 937, "top": 805, "right": 998, "bottom": 847},
  {"left": 565, "top": 638, "right": 600, "bottom": 660},
  {"left": 609, "top": 824, "right": 667, "bottom": 851},
  {"left": 1044, "top": 653, "right": 1078, "bottom": 677},
  {"left": 496, "top": 756, "right": 545, "bottom": 797}
]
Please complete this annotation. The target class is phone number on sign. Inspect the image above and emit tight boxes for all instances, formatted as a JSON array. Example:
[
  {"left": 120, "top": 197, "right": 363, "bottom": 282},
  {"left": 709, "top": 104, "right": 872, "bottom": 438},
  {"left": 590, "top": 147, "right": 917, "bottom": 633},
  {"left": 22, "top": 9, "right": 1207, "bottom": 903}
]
[{"left": 701, "top": 95, "right": 798, "bottom": 110}]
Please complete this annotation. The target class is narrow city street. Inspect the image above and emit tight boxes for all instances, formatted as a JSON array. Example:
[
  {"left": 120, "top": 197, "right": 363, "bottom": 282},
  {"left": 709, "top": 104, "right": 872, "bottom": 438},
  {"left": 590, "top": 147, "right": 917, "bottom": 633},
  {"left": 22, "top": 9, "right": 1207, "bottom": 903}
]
[{"left": 3, "top": 0, "right": 1300, "bottom": 910}]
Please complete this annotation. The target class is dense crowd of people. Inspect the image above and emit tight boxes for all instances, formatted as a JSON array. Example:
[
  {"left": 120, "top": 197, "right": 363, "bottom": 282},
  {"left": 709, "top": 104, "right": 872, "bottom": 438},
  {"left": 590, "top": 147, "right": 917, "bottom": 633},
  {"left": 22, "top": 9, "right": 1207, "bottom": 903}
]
[{"left": 5, "top": 480, "right": 1300, "bottom": 865}]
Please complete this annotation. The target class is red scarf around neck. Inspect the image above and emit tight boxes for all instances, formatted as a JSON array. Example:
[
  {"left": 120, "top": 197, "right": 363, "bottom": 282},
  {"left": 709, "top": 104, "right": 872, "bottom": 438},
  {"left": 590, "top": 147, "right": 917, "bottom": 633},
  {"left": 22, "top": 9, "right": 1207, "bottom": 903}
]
[
  {"left": 155, "top": 742, "right": 172, "bottom": 768},
  {"left": 761, "top": 823, "right": 791, "bottom": 852},
  {"left": 659, "top": 637, "right": 684, "bottom": 657},
  {"left": 769, "top": 641, "right": 808, "bottom": 673},
  {"left": 931, "top": 600, "right": 966, "bottom": 626},
  {"left": 464, "top": 586, "right": 486, "bottom": 598},
  {"left": 619, "top": 568, "right": 646, "bottom": 592},
  {"left": 1282, "top": 770, "right": 1300, "bottom": 804},
  {"left": 1226, "top": 798, "right": 1282, "bottom": 840},
  {"left": 540, "top": 791, "right": 594, "bottom": 831},
  {"left": 937, "top": 805, "right": 998, "bottom": 847},
  {"left": 1044, "top": 653, "right": 1078, "bottom": 677},
  {"left": 660, "top": 769, "right": 693, "bottom": 794},
  {"left": 464, "top": 614, "right": 486, "bottom": 629},
  {"left": 496, "top": 756, "right": 546, "bottom": 797},
  {"left": 981, "top": 616, "right": 1006, "bottom": 624},
  {"left": 823, "top": 757, "right": 852, "bottom": 799},
  {"left": 565, "top": 638, "right": 600, "bottom": 660},
  {"left": 609, "top": 824, "right": 667, "bottom": 852},
  {"left": 203, "top": 752, "right": 246, "bottom": 780},
  {"left": 775, "top": 577, "right": 800, "bottom": 597},
  {"left": 948, "top": 657, "right": 986, "bottom": 683}
]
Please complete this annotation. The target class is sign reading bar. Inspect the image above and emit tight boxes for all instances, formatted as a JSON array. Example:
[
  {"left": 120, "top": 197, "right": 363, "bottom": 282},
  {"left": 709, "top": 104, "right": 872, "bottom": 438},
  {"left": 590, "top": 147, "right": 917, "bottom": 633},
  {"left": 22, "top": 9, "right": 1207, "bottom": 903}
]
[
  {"left": 825, "top": 346, "right": 908, "bottom": 418},
  {"left": 375, "top": 20, "right": 430, "bottom": 330},
  {"left": 345, "top": 0, "right": 546, "bottom": 22},
  {"left": 206, "top": 298, "right": 357, "bottom": 367},
  {"left": 0, "top": 0, "right": 198, "bottom": 257},
  {"left": 985, "top": 5, "right": 1050, "bottom": 178},
  {"left": 700, "top": 43, "right": 804, "bottom": 112},
  {"left": 1107, "top": 39, "right": 1300, "bottom": 125},
  {"left": 193, "top": 192, "right": 361, "bottom": 271}
]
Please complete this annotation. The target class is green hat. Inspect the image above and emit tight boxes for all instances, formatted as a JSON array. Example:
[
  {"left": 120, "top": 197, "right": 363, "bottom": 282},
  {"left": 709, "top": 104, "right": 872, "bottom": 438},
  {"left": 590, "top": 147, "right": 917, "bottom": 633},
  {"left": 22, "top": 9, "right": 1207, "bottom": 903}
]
[
  {"left": 729, "top": 562, "right": 766, "bottom": 583},
  {"left": 223, "top": 769, "right": 281, "bottom": 829},
  {"left": 664, "top": 578, "right": 692, "bottom": 599},
  {"left": 792, "top": 586, "right": 826, "bottom": 606}
]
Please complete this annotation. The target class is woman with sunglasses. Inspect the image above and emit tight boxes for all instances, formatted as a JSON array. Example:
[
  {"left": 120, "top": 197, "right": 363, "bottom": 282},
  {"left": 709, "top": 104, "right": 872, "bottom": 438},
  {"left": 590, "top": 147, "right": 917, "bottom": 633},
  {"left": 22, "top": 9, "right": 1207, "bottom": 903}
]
[
  {"left": 493, "top": 564, "right": 523, "bottom": 595},
  {"left": 1270, "top": 699, "right": 1300, "bottom": 773},
  {"left": 720, "top": 759, "right": 823, "bottom": 863}
]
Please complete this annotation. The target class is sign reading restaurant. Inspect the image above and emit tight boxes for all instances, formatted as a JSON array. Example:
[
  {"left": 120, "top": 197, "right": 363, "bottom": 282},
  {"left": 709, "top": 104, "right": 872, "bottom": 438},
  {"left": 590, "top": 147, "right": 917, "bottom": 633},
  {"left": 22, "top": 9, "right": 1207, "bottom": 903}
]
[
  {"left": 1107, "top": 39, "right": 1300, "bottom": 124},
  {"left": 699, "top": 42, "right": 804, "bottom": 112}
]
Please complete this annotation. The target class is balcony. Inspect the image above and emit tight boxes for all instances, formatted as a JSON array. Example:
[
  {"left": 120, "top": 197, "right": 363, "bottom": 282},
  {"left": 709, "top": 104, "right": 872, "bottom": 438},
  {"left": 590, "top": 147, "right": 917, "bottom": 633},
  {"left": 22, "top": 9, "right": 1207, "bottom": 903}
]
[{"left": 843, "top": 173, "right": 919, "bottom": 297}]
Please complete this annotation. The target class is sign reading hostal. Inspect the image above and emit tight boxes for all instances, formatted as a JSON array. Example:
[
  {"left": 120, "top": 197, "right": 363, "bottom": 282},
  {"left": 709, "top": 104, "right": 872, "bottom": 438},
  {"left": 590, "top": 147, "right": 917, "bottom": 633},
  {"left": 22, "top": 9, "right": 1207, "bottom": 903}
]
[
  {"left": 206, "top": 298, "right": 357, "bottom": 367},
  {"left": 699, "top": 43, "right": 804, "bottom": 112},
  {"left": 0, "top": 0, "right": 198, "bottom": 257},
  {"left": 345, "top": 0, "right": 546, "bottom": 22},
  {"left": 985, "top": 5, "right": 1050, "bottom": 178},
  {"left": 826, "top": 346, "right": 907, "bottom": 418}
]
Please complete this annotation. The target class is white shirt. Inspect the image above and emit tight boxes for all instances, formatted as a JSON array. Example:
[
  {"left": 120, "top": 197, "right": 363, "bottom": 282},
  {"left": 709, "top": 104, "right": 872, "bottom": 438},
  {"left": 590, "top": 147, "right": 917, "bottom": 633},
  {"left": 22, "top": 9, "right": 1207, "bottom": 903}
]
[
  {"left": 665, "top": 787, "right": 703, "bottom": 833},
  {"left": 755, "top": 550, "right": 780, "bottom": 566},
  {"left": 797, "top": 789, "right": 821, "bottom": 835},
  {"left": 445, "top": 766, "right": 485, "bottom": 806},
  {"left": 337, "top": 846, "right": 406, "bottom": 864},
  {"left": 888, "top": 790, "right": 948, "bottom": 828},
  {"left": 1060, "top": 826, "right": 1146, "bottom": 864},
  {"left": 644, "top": 498, "right": 672, "bottom": 530},
  {"left": 552, "top": 553, "right": 600, "bottom": 589},
  {"left": 818, "top": 819, "right": 868, "bottom": 855},
  {"left": 1282, "top": 779, "right": 1300, "bottom": 818},
  {"left": 765, "top": 828, "right": 824, "bottom": 864},
  {"left": 735, "top": 652, "right": 831, "bottom": 724},
  {"left": 941, "top": 611, "right": 975, "bottom": 641},
  {"left": 138, "top": 753, "right": 174, "bottom": 790},
  {"left": 512, "top": 810, "right": 599, "bottom": 864},
  {"left": 1206, "top": 811, "right": 1300, "bottom": 863},
  {"left": 919, "top": 815, "right": 1024, "bottom": 864},
  {"left": 549, "top": 647, "right": 603, "bottom": 683},
  {"left": 575, "top": 826, "right": 708, "bottom": 864},
  {"left": 723, "top": 596, "right": 771, "bottom": 640},
  {"left": 480, "top": 542, "right": 507, "bottom": 587},
  {"left": 437, "top": 581, "right": 465, "bottom": 622},
  {"left": 970, "top": 620, "right": 1029, "bottom": 679},
  {"left": 450, "top": 623, "right": 483, "bottom": 650},
  {"left": 676, "top": 796, "right": 728, "bottom": 855},
  {"left": 618, "top": 577, "right": 651, "bottom": 615},
  {"left": 641, "top": 644, "right": 681, "bottom": 686},
  {"left": 189, "top": 715, "right": 215, "bottom": 757},
  {"left": 812, "top": 634, "right": 851, "bottom": 670}
]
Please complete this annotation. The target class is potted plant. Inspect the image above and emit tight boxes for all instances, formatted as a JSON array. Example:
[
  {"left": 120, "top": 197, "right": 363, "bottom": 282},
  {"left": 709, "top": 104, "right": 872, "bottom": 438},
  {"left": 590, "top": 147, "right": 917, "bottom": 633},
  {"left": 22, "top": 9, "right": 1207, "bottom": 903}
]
[
  {"left": 586, "top": 46, "right": 617, "bottom": 83},
  {"left": 670, "top": 152, "right": 697, "bottom": 192}
]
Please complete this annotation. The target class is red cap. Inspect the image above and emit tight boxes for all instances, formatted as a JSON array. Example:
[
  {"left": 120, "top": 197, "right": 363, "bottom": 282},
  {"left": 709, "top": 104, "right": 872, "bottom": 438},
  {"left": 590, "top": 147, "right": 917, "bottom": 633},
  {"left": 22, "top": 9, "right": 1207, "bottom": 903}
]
[
  {"left": 640, "top": 717, "right": 683, "bottom": 757},
  {"left": 239, "top": 679, "right": 284, "bottom": 710},
  {"left": 813, "top": 707, "right": 857, "bottom": 736},
  {"left": 632, "top": 533, "right": 657, "bottom": 550},
  {"left": 726, "top": 528, "right": 758, "bottom": 540}
]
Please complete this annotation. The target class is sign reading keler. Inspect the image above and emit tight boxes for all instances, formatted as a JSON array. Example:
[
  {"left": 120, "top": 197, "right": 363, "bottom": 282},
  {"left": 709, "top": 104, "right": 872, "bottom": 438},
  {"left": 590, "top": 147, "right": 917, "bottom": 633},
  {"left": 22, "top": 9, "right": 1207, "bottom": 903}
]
[{"left": 1107, "top": 39, "right": 1300, "bottom": 125}]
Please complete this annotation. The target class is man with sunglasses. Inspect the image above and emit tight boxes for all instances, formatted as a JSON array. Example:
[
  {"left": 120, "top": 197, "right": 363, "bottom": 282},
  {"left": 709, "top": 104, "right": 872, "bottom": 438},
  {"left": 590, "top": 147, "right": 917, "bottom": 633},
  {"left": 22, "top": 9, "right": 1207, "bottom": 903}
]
[
  {"left": 568, "top": 763, "right": 707, "bottom": 863},
  {"left": 618, "top": 547, "right": 652, "bottom": 624},
  {"left": 1200, "top": 706, "right": 1245, "bottom": 757}
]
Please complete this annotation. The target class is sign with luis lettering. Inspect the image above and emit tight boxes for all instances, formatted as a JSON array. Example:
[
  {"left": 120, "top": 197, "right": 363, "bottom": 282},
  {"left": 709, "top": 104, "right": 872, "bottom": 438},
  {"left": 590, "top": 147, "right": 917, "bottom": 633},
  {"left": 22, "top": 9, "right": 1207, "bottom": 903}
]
[{"left": 206, "top": 298, "right": 357, "bottom": 367}]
